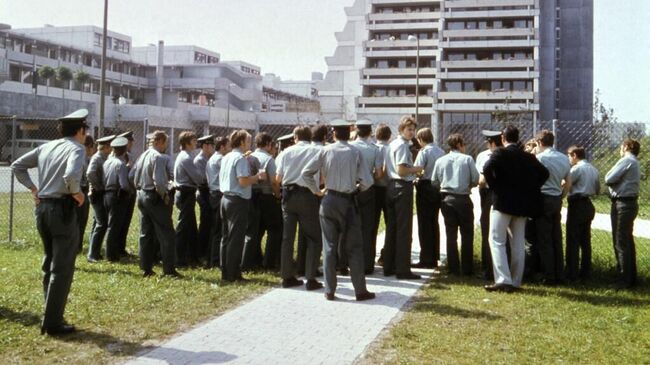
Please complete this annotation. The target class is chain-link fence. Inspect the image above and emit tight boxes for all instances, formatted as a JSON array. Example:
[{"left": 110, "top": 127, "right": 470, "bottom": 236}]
[{"left": 1, "top": 116, "right": 648, "bottom": 280}]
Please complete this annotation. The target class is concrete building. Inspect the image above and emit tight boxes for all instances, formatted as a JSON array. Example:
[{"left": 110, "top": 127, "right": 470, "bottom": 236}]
[{"left": 318, "top": 0, "right": 593, "bottom": 139}]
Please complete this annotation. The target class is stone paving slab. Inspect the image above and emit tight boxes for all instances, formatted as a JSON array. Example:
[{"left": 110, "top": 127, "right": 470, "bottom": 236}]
[{"left": 126, "top": 221, "right": 432, "bottom": 365}]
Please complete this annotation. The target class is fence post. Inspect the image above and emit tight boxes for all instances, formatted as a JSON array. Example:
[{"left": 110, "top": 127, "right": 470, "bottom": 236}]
[
  {"left": 142, "top": 117, "right": 148, "bottom": 150},
  {"left": 8, "top": 115, "right": 17, "bottom": 242},
  {"left": 552, "top": 119, "right": 558, "bottom": 148}
]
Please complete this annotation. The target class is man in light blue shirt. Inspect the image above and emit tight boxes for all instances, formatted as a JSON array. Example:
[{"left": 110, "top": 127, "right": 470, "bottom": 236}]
[
  {"left": 413, "top": 127, "right": 445, "bottom": 269},
  {"left": 194, "top": 135, "right": 215, "bottom": 264},
  {"left": 534, "top": 130, "right": 571, "bottom": 285},
  {"left": 373, "top": 124, "right": 392, "bottom": 267},
  {"left": 432, "top": 134, "right": 479, "bottom": 276},
  {"left": 205, "top": 137, "right": 230, "bottom": 268}
]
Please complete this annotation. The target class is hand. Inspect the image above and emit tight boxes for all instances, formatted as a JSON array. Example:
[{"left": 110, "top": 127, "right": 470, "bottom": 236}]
[
  {"left": 72, "top": 192, "right": 85, "bottom": 207},
  {"left": 258, "top": 171, "right": 267, "bottom": 181},
  {"left": 31, "top": 187, "right": 40, "bottom": 205},
  {"left": 415, "top": 166, "right": 424, "bottom": 173},
  {"left": 316, "top": 188, "right": 326, "bottom": 197}
]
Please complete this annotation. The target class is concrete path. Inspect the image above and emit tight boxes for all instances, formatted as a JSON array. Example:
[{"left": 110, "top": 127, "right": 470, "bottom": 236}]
[{"left": 125, "top": 222, "right": 432, "bottom": 365}]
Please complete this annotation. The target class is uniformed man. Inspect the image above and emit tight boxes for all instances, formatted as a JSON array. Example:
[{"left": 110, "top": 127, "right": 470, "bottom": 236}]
[
  {"left": 11, "top": 108, "right": 88, "bottom": 335},
  {"left": 384, "top": 116, "right": 423, "bottom": 279},
  {"left": 195, "top": 135, "right": 215, "bottom": 262},
  {"left": 219, "top": 130, "right": 266, "bottom": 282},
  {"left": 605, "top": 138, "right": 641, "bottom": 289},
  {"left": 77, "top": 135, "right": 95, "bottom": 253},
  {"left": 413, "top": 127, "right": 445, "bottom": 270},
  {"left": 351, "top": 119, "right": 384, "bottom": 274},
  {"left": 302, "top": 119, "right": 375, "bottom": 301},
  {"left": 373, "top": 124, "right": 391, "bottom": 266},
  {"left": 432, "top": 133, "right": 479, "bottom": 276},
  {"left": 565, "top": 145, "right": 600, "bottom": 282},
  {"left": 534, "top": 130, "right": 571, "bottom": 285},
  {"left": 132, "top": 130, "right": 178, "bottom": 277},
  {"left": 174, "top": 131, "right": 204, "bottom": 267},
  {"left": 276, "top": 125, "right": 323, "bottom": 289},
  {"left": 103, "top": 137, "right": 134, "bottom": 262},
  {"left": 86, "top": 134, "right": 115, "bottom": 262},
  {"left": 244, "top": 133, "right": 283, "bottom": 271},
  {"left": 475, "top": 130, "right": 504, "bottom": 280},
  {"left": 206, "top": 136, "right": 230, "bottom": 268},
  {"left": 116, "top": 130, "right": 136, "bottom": 257},
  {"left": 277, "top": 133, "right": 295, "bottom": 152}
]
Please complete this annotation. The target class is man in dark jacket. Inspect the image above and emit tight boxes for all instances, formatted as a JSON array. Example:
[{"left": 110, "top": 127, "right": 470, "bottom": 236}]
[{"left": 482, "top": 125, "right": 549, "bottom": 292}]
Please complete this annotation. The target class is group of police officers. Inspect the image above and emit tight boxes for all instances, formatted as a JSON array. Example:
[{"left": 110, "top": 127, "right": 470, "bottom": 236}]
[{"left": 11, "top": 109, "right": 642, "bottom": 336}]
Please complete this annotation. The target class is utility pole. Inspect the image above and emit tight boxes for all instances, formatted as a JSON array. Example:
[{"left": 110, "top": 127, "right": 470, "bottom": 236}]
[{"left": 98, "top": 0, "right": 108, "bottom": 137}]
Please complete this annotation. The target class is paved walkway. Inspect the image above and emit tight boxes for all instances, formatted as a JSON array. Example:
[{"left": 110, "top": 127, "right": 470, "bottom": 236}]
[{"left": 126, "top": 222, "right": 432, "bottom": 365}]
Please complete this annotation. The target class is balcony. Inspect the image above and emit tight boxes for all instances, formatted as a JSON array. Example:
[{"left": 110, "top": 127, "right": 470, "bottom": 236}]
[
  {"left": 365, "top": 39, "right": 438, "bottom": 49},
  {"left": 444, "top": 28, "right": 536, "bottom": 38},
  {"left": 361, "top": 78, "right": 436, "bottom": 86},
  {"left": 371, "top": 0, "right": 441, "bottom": 5},
  {"left": 435, "top": 103, "right": 539, "bottom": 112},
  {"left": 363, "top": 67, "right": 436, "bottom": 76},
  {"left": 357, "top": 106, "right": 435, "bottom": 115},
  {"left": 367, "top": 22, "right": 440, "bottom": 31},
  {"left": 440, "top": 39, "right": 539, "bottom": 49},
  {"left": 368, "top": 11, "right": 441, "bottom": 22},
  {"left": 358, "top": 96, "right": 435, "bottom": 104},
  {"left": 444, "top": 0, "right": 535, "bottom": 8},
  {"left": 439, "top": 70, "right": 538, "bottom": 80},
  {"left": 440, "top": 59, "right": 535, "bottom": 69},
  {"left": 438, "top": 91, "right": 534, "bottom": 100},
  {"left": 364, "top": 49, "right": 438, "bottom": 58},
  {"left": 444, "top": 9, "right": 538, "bottom": 19}
]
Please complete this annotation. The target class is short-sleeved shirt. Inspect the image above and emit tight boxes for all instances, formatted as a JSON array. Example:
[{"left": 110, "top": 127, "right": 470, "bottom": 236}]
[
  {"left": 103, "top": 154, "right": 133, "bottom": 194},
  {"left": 174, "top": 150, "right": 204, "bottom": 188},
  {"left": 193, "top": 151, "right": 210, "bottom": 187},
  {"left": 537, "top": 148, "right": 571, "bottom": 196},
  {"left": 219, "top": 148, "right": 252, "bottom": 199},
  {"left": 276, "top": 141, "right": 320, "bottom": 187},
  {"left": 87, "top": 152, "right": 108, "bottom": 191},
  {"left": 475, "top": 149, "right": 492, "bottom": 174},
  {"left": 432, "top": 150, "right": 479, "bottom": 195},
  {"left": 605, "top": 154, "right": 640, "bottom": 198},
  {"left": 415, "top": 143, "right": 445, "bottom": 181},
  {"left": 374, "top": 141, "right": 390, "bottom": 187},
  {"left": 206, "top": 152, "right": 224, "bottom": 193},
  {"left": 569, "top": 160, "right": 600, "bottom": 197},
  {"left": 132, "top": 147, "right": 171, "bottom": 199},
  {"left": 351, "top": 137, "right": 383, "bottom": 184},
  {"left": 302, "top": 140, "right": 373, "bottom": 194},
  {"left": 386, "top": 136, "right": 416, "bottom": 182},
  {"left": 251, "top": 148, "right": 277, "bottom": 195}
]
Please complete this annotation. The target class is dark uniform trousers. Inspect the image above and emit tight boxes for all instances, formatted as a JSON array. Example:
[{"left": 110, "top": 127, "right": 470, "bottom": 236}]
[
  {"left": 104, "top": 190, "right": 130, "bottom": 261},
  {"left": 610, "top": 197, "right": 638, "bottom": 286},
  {"left": 220, "top": 195, "right": 250, "bottom": 281},
  {"left": 196, "top": 186, "right": 212, "bottom": 260},
  {"left": 281, "top": 186, "right": 322, "bottom": 280},
  {"left": 76, "top": 186, "right": 90, "bottom": 253},
  {"left": 372, "top": 185, "right": 388, "bottom": 262},
  {"left": 535, "top": 195, "right": 564, "bottom": 281},
  {"left": 565, "top": 195, "right": 596, "bottom": 280},
  {"left": 137, "top": 190, "right": 176, "bottom": 274},
  {"left": 244, "top": 193, "right": 283, "bottom": 270},
  {"left": 36, "top": 198, "right": 79, "bottom": 330},
  {"left": 384, "top": 180, "right": 414, "bottom": 276},
  {"left": 478, "top": 187, "right": 494, "bottom": 278},
  {"left": 415, "top": 180, "right": 441, "bottom": 267},
  {"left": 117, "top": 193, "right": 136, "bottom": 255},
  {"left": 296, "top": 225, "right": 307, "bottom": 275},
  {"left": 357, "top": 187, "right": 376, "bottom": 272},
  {"left": 320, "top": 192, "right": 368, "bottom": 295},
  {"left": 88, "top": 191, "right": 108, "bottom": 259},
  {"left": 208, "top": 191, "right": 223, "bottom": 268},
  {"left": 440, "top": 193, "right": 474, "bottom": 275},
  {"left": 175, "top": 187, "right": 199, "bottom": 266}
]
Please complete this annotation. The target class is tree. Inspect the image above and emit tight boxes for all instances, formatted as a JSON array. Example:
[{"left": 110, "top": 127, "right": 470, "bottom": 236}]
[
  {"left": 592, "top": 89, "right": 619, "bottom": 148},
  {"left": 56, "top": 66, "right": 73, "bottom": 99},
  {"left": 37, "top": 66, "right": 55, "bottom": 95},
  {"left": 74, "top": 70, "right": 90, "bottom": 101}
]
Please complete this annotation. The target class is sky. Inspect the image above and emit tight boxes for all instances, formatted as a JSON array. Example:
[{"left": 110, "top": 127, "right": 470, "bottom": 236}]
[{"left": 1, "top": 0, "right": 649, "bottom": 122}]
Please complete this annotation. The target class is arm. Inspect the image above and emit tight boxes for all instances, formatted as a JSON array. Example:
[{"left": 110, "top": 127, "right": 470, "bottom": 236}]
[
  {"left": 11, "top": 147, "right": 40, "bottom": 203},
  {"left": 301, "top": 150, "right": 323, "bottom": 195},
  {"left": 118, "top": 162, "right": 133, "bottom": 194},
  {"left": 358, "top": 153, "right": 373, "bottom": 192},
  {"left": 65, "top": 146, "right": 86, "bottom": 206},
  {"left": 397, "top": 164, "right": 423, "bottom": 177},
  {"left": 235, "top": 156, "right": 260, "bottom": 187},
  {"left": 604, "top": 159, "right": 628, "bottom": 186},
  {"left": 469, "top": 158, "right": 480, "bottom": 188},
  {"left": 183, "top": 153, "right": 205, "bottom": 186},
  {"left": 395, "top": 144, "right": 423, "bottom": 177},
  {"left": 374, "top": 148, "right": 385, "bottom": 180},
  {"left": 267, "top": 159, "right": 281, "bottom": 197},
  {"left": 153, "top": 155, "right": 169, "bottom": 199},
  {"left": 561, "top": 175, "right": 572, "bottom": 198}
]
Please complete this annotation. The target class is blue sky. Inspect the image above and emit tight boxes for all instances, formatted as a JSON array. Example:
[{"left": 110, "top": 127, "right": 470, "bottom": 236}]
[{"left": 2, "top": 0, "right": 648, "bottom": 122}]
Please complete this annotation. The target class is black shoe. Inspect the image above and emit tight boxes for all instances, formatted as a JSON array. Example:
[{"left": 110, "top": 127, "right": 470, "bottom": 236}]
[
  {"left": 412, "top": 262, "right": 435, "bottom": 269},
  {"left": 87, "top": 256, "right": 101, "bottom": 263},
  {"left": 306, "top": 279, "right": 324, "bottom": 291},
  {"left": 484, "top": 283, "right": 515, "bottom": 293},
  {"left": 282, "top": 277, "right": 304, "bottom": 288},
  {"left": 324, "top": 292, "right": 336, "bottom": 301},
  {"left": 383, "top": 270, "right": 395, "bottom": 277},
  {"left": 143, "top": 270, "right": 156, "bottom": 278},
  {"left": 338, "top": 267, "right": 349, "bottom": 276},
  {"left": 396, "top": 273, "right": 421, "bottom": 280},
  {"left": 296, "top": 270, "right": 305, "bottom": 277},
  {"left": 316, "top": 269, "right": 324, "bottom": 277},
  {"left": 163, "top": 270, "right": 182, "bottom": 278},
  {"left": 41, "top": 324, "right": 76, "bottom": 336},
  {"left": 365, "top": 268, "right": 375, "bottom": 275},
  {"left": 355, "top": 291, "right": 376, "bottom": 301}
]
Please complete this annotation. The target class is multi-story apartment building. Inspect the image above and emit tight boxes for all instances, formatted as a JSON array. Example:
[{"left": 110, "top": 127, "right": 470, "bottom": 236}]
[{"left": 318, "top": 0, "right": 593, "bottom": 140}]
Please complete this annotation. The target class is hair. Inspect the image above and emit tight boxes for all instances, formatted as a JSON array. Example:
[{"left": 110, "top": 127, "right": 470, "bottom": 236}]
[
  {"left": 524, "top": 138, "right": 538, "bottom": 153},
  {"left": 59, "top": 122, "right": 86, "bottom": 138},
  {"left": 502, "top": 125, "right": 520, "bottom": 143},
  {"left": 230, "top": 130, "right": 250, "bottom": 148},
  {"left": 486, "top": 135, "right": 503, "bottom": 147},
  {"left": 622, "top": 138, "right": 641, "bottom": 156},
  {"left": 113, "top": 146, "right": 127, "bottom": 156},
  {"left": 416, "top": 128, "right": 433, "bottom": 144},
  {"left": 84, "top": 135, "right": 95, "bottom": 147},
  {"left": 536, "top": 130, "right": 554, "bottom": 147},
  {"left": 150, "top": 130, "right": 168, "bottom": 144},
  {"left": 398, "top": 115, "right": 417, "bottom": 133},
  {"left": 255, "top": 132, "right": 273, "bottom": 148},
  {"left": 293, "top": 125, "right": 312, "bottom": 142},
  {"left": 356, "top": 125, "right": 372, "bottom": 138},
  {"left": 178, "top": 131, "right": 197, "bottom": 149},
  {"left": 215, "top": 136, "right": 229, "bottom": 151},
  {"left": 311, "top": 125, "right": 328, "bottom": 143},
  {"left": 447, "top": 133, "right": 464, "bottom": 150},
  {"left": 333, "top": 126, "right": 350, "bottom": 141},
  {"left": 567, "top": 145, "right": 586, "bottom": 160},
  {"left": 375, "top": 124, "right": 392, "bottom": 141}
]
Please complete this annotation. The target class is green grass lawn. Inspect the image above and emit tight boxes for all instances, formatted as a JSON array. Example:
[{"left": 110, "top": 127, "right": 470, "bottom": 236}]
[{"left": 363, "top": 229, "right": 650, "bottom": 365}]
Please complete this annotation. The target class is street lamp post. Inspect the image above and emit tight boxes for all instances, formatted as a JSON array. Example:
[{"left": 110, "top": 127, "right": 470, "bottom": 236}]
[
  {"left": 226, "top": 83, "right": 236, "bottom": 130},
  {"left": 98, "top": 0, "right": 108, "bottom": 137},
  {"left": 408, "top": 35, "right": 420, "bottom": 124}
]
